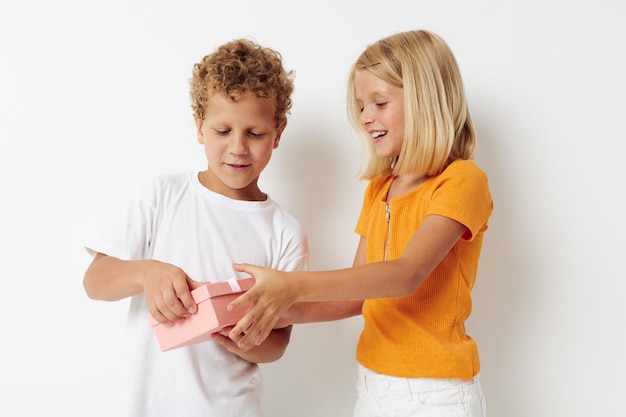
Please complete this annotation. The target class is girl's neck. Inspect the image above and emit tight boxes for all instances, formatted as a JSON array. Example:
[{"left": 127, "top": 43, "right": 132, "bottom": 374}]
[{"left": 386, "top": 174, "right": 428, "bottom": 200}]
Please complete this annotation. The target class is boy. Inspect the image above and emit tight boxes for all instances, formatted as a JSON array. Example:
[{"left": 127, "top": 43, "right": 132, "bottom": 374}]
[{"left": 83, "top": 38, "right": 309, "bottom": 417}]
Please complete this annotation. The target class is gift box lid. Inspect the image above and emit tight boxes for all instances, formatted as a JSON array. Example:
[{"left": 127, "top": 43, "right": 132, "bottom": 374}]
[
  {"left": 148, "top": 277, "right": 255, "bottom": 328},
  {"left": 190, "top": 278, "right": 255, "bottom": 303}
]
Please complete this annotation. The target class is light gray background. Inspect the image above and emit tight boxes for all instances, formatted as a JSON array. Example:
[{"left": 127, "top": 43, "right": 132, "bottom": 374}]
[{"left": 1, "top": 1, "right": 624, "bottom": 416}]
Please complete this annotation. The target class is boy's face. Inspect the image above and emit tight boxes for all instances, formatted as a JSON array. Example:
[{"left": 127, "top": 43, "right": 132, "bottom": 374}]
[{"left": 195, "top": 92, "right": 283, "bottom": 201}]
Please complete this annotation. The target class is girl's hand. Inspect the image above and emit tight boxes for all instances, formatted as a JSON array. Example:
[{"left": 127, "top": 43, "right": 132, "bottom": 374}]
[{"left": 227, "top": 263, "right": 297, "bottom": 349}]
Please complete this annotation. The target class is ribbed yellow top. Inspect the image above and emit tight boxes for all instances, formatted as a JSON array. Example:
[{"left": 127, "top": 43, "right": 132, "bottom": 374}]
[{"left": 355, "top": 159, "right": 493, "bottom": 379}]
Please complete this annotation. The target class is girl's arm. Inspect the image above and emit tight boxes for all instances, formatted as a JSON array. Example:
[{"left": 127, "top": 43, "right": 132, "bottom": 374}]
[
  {"left": 214, "top": 240, "right": 369, "bottom": 361},
  {"left": 283, "top": 237, "right": 367, "bottom": 324},
  {"left": 229, "top": 214, "right": 466, "bottom": 348},
  {"left": 83, "top": 252, "right": 201, "bottom": 323}
]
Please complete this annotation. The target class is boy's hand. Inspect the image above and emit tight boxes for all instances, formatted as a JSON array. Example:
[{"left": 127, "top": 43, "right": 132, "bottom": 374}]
[
  {"left": 227, "top": 263, "right": 297, "bottom": 349},
  {"left": 143, "top": 261, "right": 202, "bottom": 324},
  {"left": 210, "top": 326, "right": 253, "bottom": 355}
]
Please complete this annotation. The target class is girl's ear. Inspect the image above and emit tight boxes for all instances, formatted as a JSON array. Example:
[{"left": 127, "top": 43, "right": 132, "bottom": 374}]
[{"left": 195, "top": 117, "right": 205, "bottom": 144}]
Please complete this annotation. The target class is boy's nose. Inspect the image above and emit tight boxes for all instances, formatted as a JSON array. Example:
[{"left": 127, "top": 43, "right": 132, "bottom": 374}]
[{"left": 229, "top": 135, "right": 248, "bottom": 155}]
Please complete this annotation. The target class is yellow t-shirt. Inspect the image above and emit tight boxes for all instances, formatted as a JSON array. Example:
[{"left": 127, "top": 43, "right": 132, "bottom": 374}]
[{"left": 355, "top": 159, "right": 493, "bottom": 379}]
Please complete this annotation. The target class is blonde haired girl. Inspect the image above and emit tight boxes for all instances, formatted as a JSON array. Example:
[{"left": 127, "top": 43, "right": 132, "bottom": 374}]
[{"left": 230, "top": 30, "right": 493, "bottom": 417}]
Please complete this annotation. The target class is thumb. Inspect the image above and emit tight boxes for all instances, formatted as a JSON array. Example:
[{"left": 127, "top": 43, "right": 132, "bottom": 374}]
[
  {"left": 229, "top": 263, "right": 261, "bottom": 311},
  {"left": 187, "top": 276, "right": 204, "bottom": 290}
]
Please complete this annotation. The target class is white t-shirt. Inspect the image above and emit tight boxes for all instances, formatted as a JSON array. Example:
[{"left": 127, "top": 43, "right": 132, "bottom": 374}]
[{"left": 85, "top": 172, "right": 309, "bottom": 417}]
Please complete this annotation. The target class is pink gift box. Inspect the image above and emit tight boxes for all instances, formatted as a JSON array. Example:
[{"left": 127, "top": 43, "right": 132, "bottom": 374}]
[{"left": 148, "top": 278, "right": 255, "bottom": 351}]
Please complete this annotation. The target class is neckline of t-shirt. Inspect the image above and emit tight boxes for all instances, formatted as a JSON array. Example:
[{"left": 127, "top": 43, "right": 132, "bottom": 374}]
[{"left": 189, "top": 172, "right": 274, "bottom": 210}]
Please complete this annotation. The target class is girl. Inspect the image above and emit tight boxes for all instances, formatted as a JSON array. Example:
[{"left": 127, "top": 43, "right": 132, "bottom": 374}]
[{"left": 226, "top": 30, "right": 493, "bottom": 417}]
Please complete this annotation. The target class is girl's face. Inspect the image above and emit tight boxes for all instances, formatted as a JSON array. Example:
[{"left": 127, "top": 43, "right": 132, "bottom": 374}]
[
  {"left": 354, "top": 69, "right": 405, "bottom": 159},
  {"left": 195, "top": 92, "right": 283, "bottom": 201}
]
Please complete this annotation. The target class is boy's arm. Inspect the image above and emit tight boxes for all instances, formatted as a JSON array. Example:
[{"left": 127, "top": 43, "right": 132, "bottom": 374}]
[
  {"left": 212, "top": 325, "right": 292, "bottom": 363},
  {"left": 83, "top": 252, "right": 200, "bottom": 323}
]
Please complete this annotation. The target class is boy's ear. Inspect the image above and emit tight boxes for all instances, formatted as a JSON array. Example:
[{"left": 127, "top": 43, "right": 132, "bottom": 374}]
[
  {"left": 273, "top": 124, "right": 286, "bottom": 149},
  {"left": 194, "top": 117, "right": 205, "bottom": 144}
]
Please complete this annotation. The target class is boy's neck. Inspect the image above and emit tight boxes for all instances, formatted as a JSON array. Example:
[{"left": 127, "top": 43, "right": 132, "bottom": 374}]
[{"left": 197, "top": 170, "right": 267, "bottom": 202}]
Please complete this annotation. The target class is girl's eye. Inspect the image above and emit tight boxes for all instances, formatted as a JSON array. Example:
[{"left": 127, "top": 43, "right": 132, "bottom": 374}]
[
  {"left": 248, "top": 131, "right": 264, "bottom": 138},
  {"left": 215, "top": 129, "right": 230, "bottom": 135},
  {"left": 376, "top": 102, "right": 388, "bottom": 108}
]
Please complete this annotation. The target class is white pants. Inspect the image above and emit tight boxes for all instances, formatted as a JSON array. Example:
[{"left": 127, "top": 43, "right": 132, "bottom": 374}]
[{"left": 353, "top": 364, "right": 486, "bottom": 417}]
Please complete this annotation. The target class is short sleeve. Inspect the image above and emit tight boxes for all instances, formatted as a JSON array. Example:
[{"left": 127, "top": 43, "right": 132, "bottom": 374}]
[
  {"left": 84, "top": 179, "right": 158, "bottom": 260},
  {"left": 428, "top": 160, "right": 493, "bottom": 240}
]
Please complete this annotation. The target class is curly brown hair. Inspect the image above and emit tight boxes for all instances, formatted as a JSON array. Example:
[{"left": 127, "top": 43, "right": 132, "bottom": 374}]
[{"left": 190, "top": 38, "right": 294, "bottom": 129}]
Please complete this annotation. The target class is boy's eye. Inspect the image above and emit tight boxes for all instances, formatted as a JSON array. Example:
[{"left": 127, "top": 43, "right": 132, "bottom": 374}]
[
  {"left": 212, "top": 129, "right": 265, "bottom": 138},
  {"left": 376, "top": 102, "right": 388, "bottom": 108}
]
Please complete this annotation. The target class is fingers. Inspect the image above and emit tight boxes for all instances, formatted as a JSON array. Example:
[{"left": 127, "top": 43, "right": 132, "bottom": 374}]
[
  {"left": 212, "top": 326, "right": 252, "bottom": 353},
  {"left": 231, "top": 262, "right": 251, "bottom": 274},
  {"left": 176, "top": 279, "right": 197, "bottom": 314},
  {"left": 218, "top": 325, "right": 235, "bottom": 336},
  {"left": 165, "top": 280, "right": 195, "bottom": 318},
  {"left": 228, "top": 308, "right": 274, "bottom": 349},
  {"left": 149, "top": 279, "right": 197, "bottom": 324},
  {"left": 211, "top": 332, "right": 241, "bottom": 353},
  {"left": 227, "top": 289, "right": 258, "bottom": 335},
  {"left": 232, "top": 323, "right": 272, "bottom": 349},
  {"left": 212, "top": 331, "right": 259, "bottom": 355},
  {"left": 151, "top": 297, "right": 186, "bottom": 323},
  {"left": 228, "top": 262, "right": 284, "bottom": 348},
  {"left": 227, "top": 290, "right": 251, "bottom": 312},
  {"left": 228, "top": 263, "right": 260, "bottom": 311},
  {"left": 147, "top": 306, "right": 172, "bottom": 325}
]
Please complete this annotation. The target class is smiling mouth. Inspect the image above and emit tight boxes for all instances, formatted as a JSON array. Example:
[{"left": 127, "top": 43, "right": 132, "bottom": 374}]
[
  {"left": 372, "top": 131, "right": 387, "bottom": 142},
  {"left": 226, "top": 163, "right": 251, "bottom": 170}
]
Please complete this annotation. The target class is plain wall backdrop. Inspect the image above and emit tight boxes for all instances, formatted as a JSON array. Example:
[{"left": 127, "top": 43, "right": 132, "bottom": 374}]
[{"left": 1, "top": 1, "right": 624, "bottom": 416}]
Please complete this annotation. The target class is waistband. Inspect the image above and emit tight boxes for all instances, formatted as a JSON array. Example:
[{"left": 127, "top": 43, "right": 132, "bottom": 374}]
[{"left": 358, "top": 364, "right": 480, "bottom": 395}]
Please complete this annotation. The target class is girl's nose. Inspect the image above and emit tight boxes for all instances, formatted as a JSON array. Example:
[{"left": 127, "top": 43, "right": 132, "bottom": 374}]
[{"left": 359, "top": 107, "right": 373, "bottom": 125}]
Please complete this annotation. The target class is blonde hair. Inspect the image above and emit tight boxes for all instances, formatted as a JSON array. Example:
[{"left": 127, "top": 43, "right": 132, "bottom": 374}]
[
  {"left": 347, "top": 30, "right": 475, "bottom": 179},
  {"left": 190, "top": 38, "right": 294, "bottom": 129}
]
